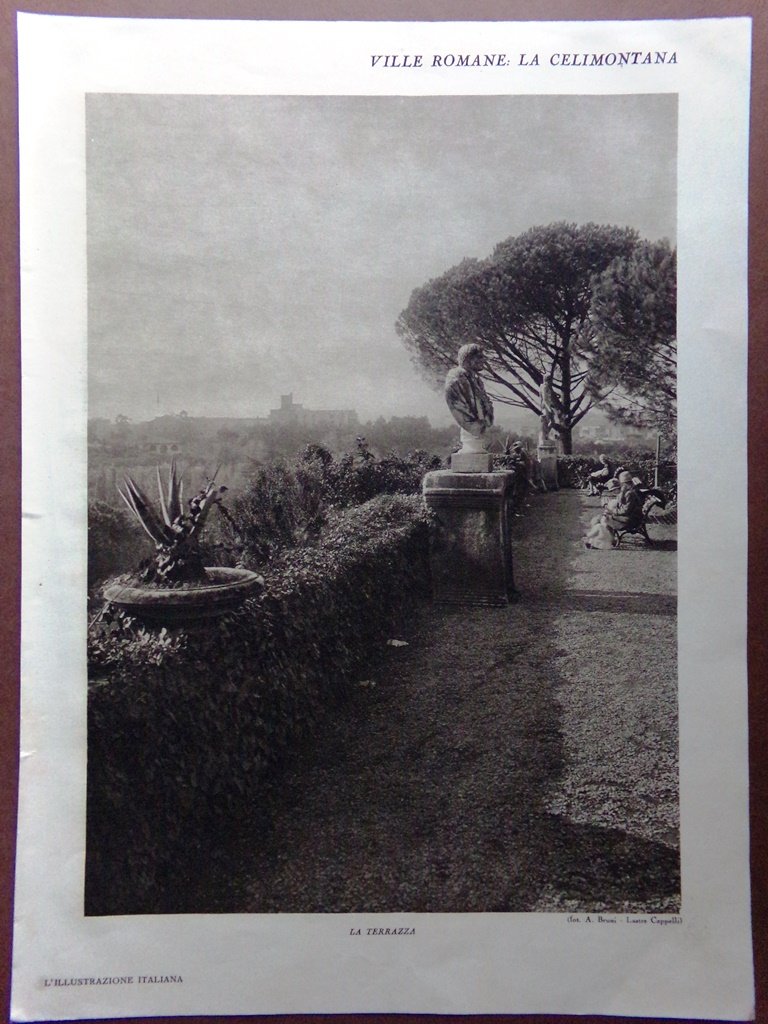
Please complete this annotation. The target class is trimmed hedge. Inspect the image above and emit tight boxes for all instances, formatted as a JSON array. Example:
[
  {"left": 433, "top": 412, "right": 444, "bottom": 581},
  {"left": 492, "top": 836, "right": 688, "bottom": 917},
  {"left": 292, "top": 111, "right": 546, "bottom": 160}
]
[
  {"left": 86, "top": 494, "right": 432, "bottom": 915},
  {"left": 557, "top": 451, "right": 677, "bottom": 499}
]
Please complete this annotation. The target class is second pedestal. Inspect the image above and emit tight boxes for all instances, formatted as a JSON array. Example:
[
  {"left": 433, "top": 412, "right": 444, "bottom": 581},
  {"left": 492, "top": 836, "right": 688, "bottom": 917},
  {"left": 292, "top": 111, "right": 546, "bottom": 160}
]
[
  {"left": 537, "top": 442, "right": 559, "bottom": 491},
  {"left": 422, "top": 470, "right": 516, "bottom": 607}
]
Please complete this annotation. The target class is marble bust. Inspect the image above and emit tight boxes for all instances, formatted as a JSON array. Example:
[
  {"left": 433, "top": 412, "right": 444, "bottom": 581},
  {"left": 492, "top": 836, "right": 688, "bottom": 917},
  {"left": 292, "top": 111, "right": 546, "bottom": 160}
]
[{"left": 444, "top": 343, "right": 494, "bottom": 448}]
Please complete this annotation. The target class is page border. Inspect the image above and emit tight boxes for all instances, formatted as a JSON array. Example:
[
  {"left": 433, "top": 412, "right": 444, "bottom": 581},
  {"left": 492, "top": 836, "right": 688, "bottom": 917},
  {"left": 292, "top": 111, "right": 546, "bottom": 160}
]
[{"left": 2, "top": 2, "right": 765, "bottom": 1023}]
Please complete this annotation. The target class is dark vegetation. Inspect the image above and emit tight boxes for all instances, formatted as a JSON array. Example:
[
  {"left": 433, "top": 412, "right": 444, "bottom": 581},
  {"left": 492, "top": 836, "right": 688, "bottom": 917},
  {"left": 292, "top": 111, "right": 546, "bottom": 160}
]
[
  {"left": 88, "top": 440, "right": 441, "bottom": 592},
  {"left": 586, "top": 241, "right": 677, "bottom": 436},
  {"left": 116, "top": 464, "right": 229, "bottom": 585},
  {"left": 211, "top": 440, "right": 441, "bottom": 567},
  {"left": 86, "top": 443, "right": 441, "bottom": 914},
  {"left": 88, "top": 502, "right": 151, "bottom": 593}
]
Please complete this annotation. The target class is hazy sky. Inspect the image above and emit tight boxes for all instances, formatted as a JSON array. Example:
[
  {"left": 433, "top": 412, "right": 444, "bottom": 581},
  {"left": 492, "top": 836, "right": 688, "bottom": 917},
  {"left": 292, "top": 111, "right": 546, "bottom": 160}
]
[{"left": 87, "top": 93, "right": 676, "bottom": 426}]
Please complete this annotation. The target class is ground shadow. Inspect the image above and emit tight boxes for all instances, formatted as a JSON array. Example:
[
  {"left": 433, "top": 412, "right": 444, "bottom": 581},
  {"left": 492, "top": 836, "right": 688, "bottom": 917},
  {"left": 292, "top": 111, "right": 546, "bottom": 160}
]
[
  {"left": 492, "top": 814, "right": 680, "bottom": 912},
  {"left": 555, "top": 590, "right": 677, "bottom": 616},
  {"left": 168, "top": 491, "right": 678, "bottom": 916},
  {"left": 612, "top": 536, "right": 677, "bottom": 552},
  {"left": 649, "top": 539, "right": 678, "bottom": 551}
]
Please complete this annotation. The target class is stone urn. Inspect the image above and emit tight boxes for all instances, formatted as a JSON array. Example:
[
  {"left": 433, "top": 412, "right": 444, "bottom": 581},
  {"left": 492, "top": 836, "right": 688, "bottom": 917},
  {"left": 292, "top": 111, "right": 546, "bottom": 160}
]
[{"left": 102, "top": 566, "right": 262, "bottom": 627}]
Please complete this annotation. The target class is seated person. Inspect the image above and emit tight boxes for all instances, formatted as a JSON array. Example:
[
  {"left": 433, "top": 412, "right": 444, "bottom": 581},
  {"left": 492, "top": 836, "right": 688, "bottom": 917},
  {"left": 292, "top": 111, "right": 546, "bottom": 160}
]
[
  {"left": 586, "top": 454, "right": 612, "bottom": 494},
  {"left": 604, "top": 471, "right": 644, "bottom": 531},
  {"left": 600, "top": 477, "right": 621, "bottom": 510},
  {"left": 584, "top": 479, "right": 621, "bottom": 546},
  {"left": 583, "top": 514, "right": 615, "bottom": 550},
  {"left": 509, "top": 441, "right": 530, "bottom": 488}
]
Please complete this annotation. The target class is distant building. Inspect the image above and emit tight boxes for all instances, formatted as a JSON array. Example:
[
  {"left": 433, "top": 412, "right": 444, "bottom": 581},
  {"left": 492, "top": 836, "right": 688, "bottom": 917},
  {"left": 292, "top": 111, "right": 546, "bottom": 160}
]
[{"left": 267, "top": 393, "right": 358, "bottom": 429}]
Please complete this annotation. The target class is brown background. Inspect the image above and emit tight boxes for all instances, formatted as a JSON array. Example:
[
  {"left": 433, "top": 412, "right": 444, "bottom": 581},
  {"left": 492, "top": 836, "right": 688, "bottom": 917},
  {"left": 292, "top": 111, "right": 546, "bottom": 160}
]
[{"left": 0, "top": 2, "right": 764, "bottom": 1024}]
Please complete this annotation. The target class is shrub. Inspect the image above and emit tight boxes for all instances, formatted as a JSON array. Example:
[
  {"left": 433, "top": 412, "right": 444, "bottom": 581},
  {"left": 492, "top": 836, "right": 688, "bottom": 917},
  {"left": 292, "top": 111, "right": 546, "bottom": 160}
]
[
  {"left": 320, "top": 438, "right": 442, "bottom": 508},
  {"left": 86, "top": 493, "right": 432, "bottom": 915},
  {"left": 212, "top": 459, "right": 327, "bottom": 566},
  {"left": 88, "top": 502, "right": 152, "bottom": 594},
  {"left": 556, "top": 455, "right": 603, "bottom": 489},
  {"left": 216, "top": 441, "right": 442, "bottom": 567}
]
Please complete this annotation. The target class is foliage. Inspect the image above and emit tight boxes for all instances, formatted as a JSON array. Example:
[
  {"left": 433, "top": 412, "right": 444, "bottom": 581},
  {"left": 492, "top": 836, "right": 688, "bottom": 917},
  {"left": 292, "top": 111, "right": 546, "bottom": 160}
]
[
  {"left": 488, "top": 438, "right": 534, "bottom": 502},
  {"left": 320, "top": 438, "right": 442, "bottom": 508},
  {"left": 117, "top": 460, "right": 228, "bottom": 584},
  {"left": 90, "top": 443, "right": 443, "bottom": 587},
  {"left": 90, "top": 413, "right": 461, "bottom": 483},
  {"left": 587, "top": 240, "right": 677, "bottom": 435},
  {"left": 88, "top": 502, "right": 152, "bottom": 593},
  {"left": 217, "top": 440, "right": 441, "bottom": 567},
  {"left": 396, "top": 222, "right": 641, "bottom": 453},
  {"left": 211, "top": 459, "right": 327, "bottom": 566},
  {"left": 86, "top": 494, "right": 432, "bottom": 914}
]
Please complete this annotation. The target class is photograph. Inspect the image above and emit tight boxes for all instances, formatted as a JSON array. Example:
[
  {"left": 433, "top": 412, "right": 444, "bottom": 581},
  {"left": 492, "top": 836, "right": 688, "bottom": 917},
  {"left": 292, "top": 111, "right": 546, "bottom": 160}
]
[{"left": 84, "top": 92, "right": 680, "bottom": 918}]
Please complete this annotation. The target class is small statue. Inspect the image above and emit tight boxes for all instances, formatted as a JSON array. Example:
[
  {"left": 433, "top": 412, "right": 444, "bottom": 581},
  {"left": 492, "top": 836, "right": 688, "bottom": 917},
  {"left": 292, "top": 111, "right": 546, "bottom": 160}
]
[
  {"left": 538, "top": 414, "right": 551, "bottom": 444},
  {"left": 538, "top": 376, "right": 556, "bottom": 445},
  {"left": 444, "top": 343, "right": 494, "bottom": 451}
]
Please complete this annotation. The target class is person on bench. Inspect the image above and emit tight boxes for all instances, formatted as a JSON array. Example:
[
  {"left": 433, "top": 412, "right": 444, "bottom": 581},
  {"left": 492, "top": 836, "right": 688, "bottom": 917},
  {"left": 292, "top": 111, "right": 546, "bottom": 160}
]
[
  {"left": 586, "top": 453, "right": 612, "bottom": 495},
  {"left": 604, "top": 471, "right": 644, "bottom": 533},
  {"left": 600, "top": 478, "right": 620, "bottom": 509},
  {"left": 583, "top": 478, "right": 622, "bottom": 549}
]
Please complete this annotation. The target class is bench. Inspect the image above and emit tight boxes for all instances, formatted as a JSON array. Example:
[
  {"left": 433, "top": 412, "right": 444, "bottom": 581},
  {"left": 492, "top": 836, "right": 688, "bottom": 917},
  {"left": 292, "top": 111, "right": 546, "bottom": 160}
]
[{"left": 610, "top": 497, "right": 663, "bottom": 548}]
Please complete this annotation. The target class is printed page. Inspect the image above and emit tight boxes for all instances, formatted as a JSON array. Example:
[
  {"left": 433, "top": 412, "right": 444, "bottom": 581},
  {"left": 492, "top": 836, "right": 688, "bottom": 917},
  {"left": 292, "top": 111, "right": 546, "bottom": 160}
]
[{"left": 13, "top": 14, "right": 753, "bottom": 1021}]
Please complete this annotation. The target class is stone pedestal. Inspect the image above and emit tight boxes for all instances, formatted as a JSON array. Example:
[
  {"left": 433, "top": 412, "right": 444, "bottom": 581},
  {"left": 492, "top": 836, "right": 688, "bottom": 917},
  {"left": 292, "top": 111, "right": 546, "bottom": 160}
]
[
  {"left": 537, "top": 442, "right": 559, "bottom": 491},
  {"left": 450, "top": 427, "right": 492, "bottom": 473},
  {"left": 450, "top": 450, "right": 492, "bottom": 473},
  {"left": 422, "top": 470, "right": 517, "bottom": 606}
]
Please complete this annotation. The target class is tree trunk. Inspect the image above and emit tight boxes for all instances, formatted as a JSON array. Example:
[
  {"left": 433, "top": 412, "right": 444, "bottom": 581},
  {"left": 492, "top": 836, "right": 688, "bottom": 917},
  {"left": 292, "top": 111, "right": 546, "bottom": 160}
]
[{"left": 560, "top": 331, "right": 573, "bottom": 455}]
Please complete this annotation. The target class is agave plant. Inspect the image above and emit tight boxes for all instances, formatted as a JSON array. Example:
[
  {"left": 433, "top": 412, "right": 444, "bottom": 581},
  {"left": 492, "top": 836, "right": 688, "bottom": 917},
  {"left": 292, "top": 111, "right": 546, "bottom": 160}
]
[{"left": 118, "top": 461, "right": 227, "bottom": 584}]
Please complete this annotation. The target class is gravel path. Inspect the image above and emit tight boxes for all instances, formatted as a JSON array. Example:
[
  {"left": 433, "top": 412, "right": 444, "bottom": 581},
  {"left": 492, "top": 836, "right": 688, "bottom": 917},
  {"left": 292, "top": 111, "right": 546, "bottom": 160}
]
[{"left": 195, "top": 489, "right": 679, "bottom": 914}]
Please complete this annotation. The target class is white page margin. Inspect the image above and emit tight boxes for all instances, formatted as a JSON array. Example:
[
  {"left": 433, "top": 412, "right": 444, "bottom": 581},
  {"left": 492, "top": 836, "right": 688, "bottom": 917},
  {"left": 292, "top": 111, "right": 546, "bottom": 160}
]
[{"left": 14, "top": 14, "right": 753, "bottom": 1021}]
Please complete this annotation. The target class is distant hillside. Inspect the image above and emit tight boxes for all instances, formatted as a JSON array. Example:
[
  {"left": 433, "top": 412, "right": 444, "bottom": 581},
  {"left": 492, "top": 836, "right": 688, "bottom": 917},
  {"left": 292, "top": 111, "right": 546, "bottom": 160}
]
[{"left": 88, "top": 413, "right": 472, "bottom": 505}]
